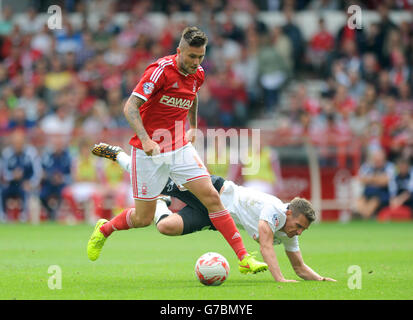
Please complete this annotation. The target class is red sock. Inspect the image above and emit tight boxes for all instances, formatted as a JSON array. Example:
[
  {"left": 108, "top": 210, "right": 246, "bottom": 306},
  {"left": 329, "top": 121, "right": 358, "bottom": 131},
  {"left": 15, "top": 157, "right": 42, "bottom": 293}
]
[
  {"left": 100, "top": 208, "right": 134, "bottom": 238},
  {"left": 209, "top": 209, "right": 248, "bottom": 261}
]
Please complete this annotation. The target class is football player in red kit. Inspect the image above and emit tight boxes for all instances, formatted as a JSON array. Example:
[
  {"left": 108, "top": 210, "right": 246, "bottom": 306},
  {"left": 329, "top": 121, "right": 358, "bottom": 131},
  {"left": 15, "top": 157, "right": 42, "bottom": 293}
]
[{"left": 87, "top": 27, "right": 268, "bottom": 274}]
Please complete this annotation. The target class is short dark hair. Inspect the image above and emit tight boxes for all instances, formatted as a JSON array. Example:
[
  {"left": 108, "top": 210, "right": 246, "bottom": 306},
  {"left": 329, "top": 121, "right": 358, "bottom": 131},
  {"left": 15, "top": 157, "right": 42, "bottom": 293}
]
[
  {"left": 289, "top": 197, "right": 316, "bottom": 223},
  {"left": 180, "top": 26, "right": 208, "bottom": 47}
]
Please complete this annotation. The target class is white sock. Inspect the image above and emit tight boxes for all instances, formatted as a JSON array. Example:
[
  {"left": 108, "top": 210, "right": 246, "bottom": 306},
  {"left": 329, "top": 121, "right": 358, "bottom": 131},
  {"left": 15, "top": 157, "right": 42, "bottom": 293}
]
[
  {"left": 154, "top": 199, "right": 172, "bottom": 224},
  {"left": 117, "top": 151, "right": 131, "bottom": 173}
]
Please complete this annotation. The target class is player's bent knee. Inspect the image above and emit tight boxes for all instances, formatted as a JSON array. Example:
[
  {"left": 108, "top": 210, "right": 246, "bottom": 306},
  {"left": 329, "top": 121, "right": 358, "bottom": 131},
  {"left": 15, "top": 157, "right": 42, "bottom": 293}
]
[
  {"left": 132, "top": 200, "right": 157, "bottom": 227},
  {"left": 157, "top": 220, "right": 179, "bottom": 235},
  {"left": 130, "top": 211, "right": 153, "bottom": 228},
  {"left": 139, "top": 219, "right": 153, "bottom": 227}
]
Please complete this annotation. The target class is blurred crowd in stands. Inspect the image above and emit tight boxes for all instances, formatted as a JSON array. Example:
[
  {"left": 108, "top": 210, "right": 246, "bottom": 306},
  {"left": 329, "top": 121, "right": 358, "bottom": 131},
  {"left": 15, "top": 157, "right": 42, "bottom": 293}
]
[{"left": 1, "top": 0, "right": 413, "bottom": 222}]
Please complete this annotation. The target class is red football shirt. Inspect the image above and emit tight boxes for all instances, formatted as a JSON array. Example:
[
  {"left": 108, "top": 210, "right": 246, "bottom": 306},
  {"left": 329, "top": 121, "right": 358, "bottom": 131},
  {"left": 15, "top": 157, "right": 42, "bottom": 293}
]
[{"left": 131, "top": 54, "right": 204, "bottom": 153}]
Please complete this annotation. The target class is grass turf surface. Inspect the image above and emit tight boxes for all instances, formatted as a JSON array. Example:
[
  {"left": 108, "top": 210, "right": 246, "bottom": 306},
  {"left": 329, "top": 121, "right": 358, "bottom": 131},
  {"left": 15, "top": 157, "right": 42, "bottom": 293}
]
[{"left": 0, "top": 221, "right": 412, "bottom": 300}]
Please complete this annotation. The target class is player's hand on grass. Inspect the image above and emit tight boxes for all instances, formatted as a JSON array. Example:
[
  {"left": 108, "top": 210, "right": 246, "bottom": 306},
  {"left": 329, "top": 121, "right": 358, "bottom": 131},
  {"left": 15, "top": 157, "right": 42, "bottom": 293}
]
[
  {"left": 142, "top": 139, "right": 160, "bottom": 156},
  {"left": 320, "top": 277, "right": 337, "bottom": 282},
  {"left": 278, "top": 279, "right": 299, "bottom": 283}
]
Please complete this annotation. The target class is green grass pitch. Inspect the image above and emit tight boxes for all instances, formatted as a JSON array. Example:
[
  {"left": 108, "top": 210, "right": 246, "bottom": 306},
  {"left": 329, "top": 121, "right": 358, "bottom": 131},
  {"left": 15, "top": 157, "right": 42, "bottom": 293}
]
[{"left": 0, "top": 221, "right": 412, "bottom": 300}]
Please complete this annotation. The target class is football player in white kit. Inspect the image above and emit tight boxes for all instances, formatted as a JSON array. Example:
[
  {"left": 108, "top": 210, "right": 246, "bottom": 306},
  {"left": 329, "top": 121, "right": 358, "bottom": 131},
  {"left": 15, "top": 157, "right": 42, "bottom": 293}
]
[{"left": 92, "top": 143, "right": 336, "bottom": 283}]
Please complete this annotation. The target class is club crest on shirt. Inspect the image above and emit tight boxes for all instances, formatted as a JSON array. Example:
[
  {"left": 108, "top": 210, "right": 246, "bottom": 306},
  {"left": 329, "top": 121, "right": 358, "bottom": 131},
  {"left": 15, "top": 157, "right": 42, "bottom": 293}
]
[
  {"left": 272, "top": 213, "right": 280, "bottom": 227},
  {"left": 141, "top": 182, "right": 148, "bottom": 195},
  {"left": 143, "top": 82, "right": 155, "bottom": 95}
]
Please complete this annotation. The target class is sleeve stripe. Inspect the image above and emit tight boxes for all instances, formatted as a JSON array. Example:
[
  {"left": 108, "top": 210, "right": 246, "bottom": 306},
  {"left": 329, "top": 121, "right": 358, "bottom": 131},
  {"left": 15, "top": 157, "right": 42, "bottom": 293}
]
[
  {"left": 150, "top": 66, "right": 162, "bottom": 82},
  {"left": 131, "top": 92, "right": 148, "bottom": 101},
  {"left": 150, "top": 59, "right": 170, "bottom": 81},
  {"left": 150, "top": 60, "right": 173, "bottom": 83}
]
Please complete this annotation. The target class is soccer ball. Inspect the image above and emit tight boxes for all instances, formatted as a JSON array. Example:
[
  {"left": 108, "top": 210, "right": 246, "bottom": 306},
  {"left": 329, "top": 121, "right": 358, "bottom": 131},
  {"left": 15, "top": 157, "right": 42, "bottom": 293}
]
[{"left": 194, "top": 252, "right": 230, "bottom": 286}]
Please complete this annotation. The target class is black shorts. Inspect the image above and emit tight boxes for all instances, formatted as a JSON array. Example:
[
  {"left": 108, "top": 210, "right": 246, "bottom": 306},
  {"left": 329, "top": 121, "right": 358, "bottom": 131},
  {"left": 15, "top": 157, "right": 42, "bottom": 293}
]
[
  {"left": 178, "top": 205, "right": 216, "bottom": 234},
  {"left": 160, "top": 175, "right": 225, "bottom": 234}
]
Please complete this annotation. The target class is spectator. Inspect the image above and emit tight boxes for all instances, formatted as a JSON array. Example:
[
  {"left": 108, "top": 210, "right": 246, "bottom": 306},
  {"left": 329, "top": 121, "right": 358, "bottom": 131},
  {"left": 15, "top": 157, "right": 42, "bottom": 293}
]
[
  {"left": 335, "top": 8, "right": 367, "bottom": 55},
  {"left": 55, "top": 21, "right": 83, "bottom": 55},
  {"left": 360, "top": 53, "right": 379, "bottom": 84},
  {"left": 232, "top": 45, "right": 259, "bottom": 116},
  {"left": 389, "top": 111, "right": 413, "bottom": 162},
  {"left": 117, "top": 19, "right": 140, "bottom": 49},
  {"left": 1, "top": 129, "right": 41, "bottom": 222},
  {"left": 333, "top": 84, "right": 357, "bottom": 114},
  {"left": 197, "top": 84, "right": 220, "bottom": 127},
  {"left": 103, "top": 38, "right": 127, "bottom": 67},
  {"left": 355, "top": 148, "right": 395, "bottom": 219},
  {"left": 130, "top": 3, "right": 156, "bottom": 40},
  {"left": 254, "top": 0, "right": 282, "bottom": 11},
  {"left": 396, "top": 82, "right": 413, "bottom": 112},
  {"left": 82, "top": 100, "right": 111, "bottom": 135},
  {"left": 17, "top": 84, "right": 40, "bottom": 123},
  {"left": 331, "top": 59, "right": 350, "bottom": 86},
  {"left": 0, "top": 5, "right": 13, "bottom": 36},
  {"left": 92, "top": 18, "right": 113, "bottom": 51},
  {"left": 87, "top": 0, "right": 117, "bottom": 17},
  {"left": 365, "top": 22, "right": 382, "bottom": 54},
  {"left": 349, "top": 99, "right": 372, "bottom": 137},
  {"left": 39, "top": 136, "right": 72, "bottom": 221},
  {"left": 295, "top": 84, "right": 321, "bottom": 116},
  {"left": 18, "top": 7, "right": 43, "bottom": 35},
  {"left": 348, "top": 70, "right": 366, "bottom": 100},
  {"left": 375, "top": 3, "right": 399, "bottom": 67},
  {"left": 209, "top": 32, "right": 242, "bottom": 71},
  {"left": 0, "top": 64, "right": 7, "bottom": 94},
  {"left": 30, "top": 24, "right": 54, "bottom": 57},
  {"left": 257, "top": 32, "right": 291, "bottom": 114},
  {"left": 389, "top": 48, "right": 410, "bottom": 87},
  {"left": 220, "top": 5, "right": 245, "bottom": 44},
  {"left": 381, "top": 94, "right": 401, "bottom": 152},
  {"left": 3, "top": 43, "right": 23, "bottom": 79},
  {"left": 307, "top": 17, "right": 335, "bottom": 73},
  {"left": 376, "top": 70, "right": 399, "bottom": 99},
  {"left": 272, "top": 26, "right": 293, "bottom": 72},
  {"left": 282, "top": 7, "right": 305, "bottom": 72},
  {"left": 7, "top": 106, "right": 36, "bottom": 130},
  {"left": 308, "top": 0, "right": 340, "bottom": 11},
  {"left": 341, "top": 39, "right": 362, "bottom": 73},
  {"left": 76, "top": 32, "right": 96, "bottom": 67},
  {"left": 0, "top": 99, "right": 10, "bottom": 133},
  {"left": 389, "top": 157, "right": 413, "bottom": 214},
  {"left": 44, "top": 55, "right": 74, "bottom": 102},
  {"left": 207, "top": 65, "right": 246, "bottom": 127},
  {"left": 39, "top": 104, "right": 75, "bottom": 136}
]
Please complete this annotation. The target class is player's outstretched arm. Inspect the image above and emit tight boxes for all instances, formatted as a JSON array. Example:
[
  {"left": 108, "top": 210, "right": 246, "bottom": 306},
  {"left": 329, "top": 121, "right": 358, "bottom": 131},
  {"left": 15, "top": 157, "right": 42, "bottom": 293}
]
[
  {"left": 123, "top": 95, "right": 160, "bottom": 156},
  {"left": 258, "top": 220, "right": 298, "bottom": 283},
  {"left": 285, "top": 250, "right": 336, "bottom": 281}
]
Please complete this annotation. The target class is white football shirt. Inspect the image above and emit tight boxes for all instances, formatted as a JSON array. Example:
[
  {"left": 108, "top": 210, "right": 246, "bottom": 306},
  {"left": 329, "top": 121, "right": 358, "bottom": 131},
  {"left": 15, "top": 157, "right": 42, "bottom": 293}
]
[{"left": 220, "top": 181, "right": 300, "bottom": 252}]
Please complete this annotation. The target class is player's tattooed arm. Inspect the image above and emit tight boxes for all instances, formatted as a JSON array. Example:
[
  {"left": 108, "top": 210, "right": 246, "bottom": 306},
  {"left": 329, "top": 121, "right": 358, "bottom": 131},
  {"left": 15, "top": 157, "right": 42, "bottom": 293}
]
[
  {"left": 123, "top": 95, "right": 150, "bottom": 142},
  {"left": 188, "top": 94, "right": 198, "bottom": 129},
  {"left": 124, "top": 95, "right": 160, "bottom": 156}
]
